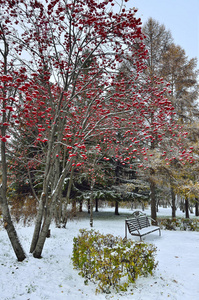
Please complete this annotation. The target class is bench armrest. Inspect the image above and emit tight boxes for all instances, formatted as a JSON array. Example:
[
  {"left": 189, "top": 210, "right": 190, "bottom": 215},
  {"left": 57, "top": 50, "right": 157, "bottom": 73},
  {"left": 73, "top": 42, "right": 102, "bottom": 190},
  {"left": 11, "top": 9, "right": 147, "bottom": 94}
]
[{"left": 147, "top": 216, "right": 159, "bottom": 226}]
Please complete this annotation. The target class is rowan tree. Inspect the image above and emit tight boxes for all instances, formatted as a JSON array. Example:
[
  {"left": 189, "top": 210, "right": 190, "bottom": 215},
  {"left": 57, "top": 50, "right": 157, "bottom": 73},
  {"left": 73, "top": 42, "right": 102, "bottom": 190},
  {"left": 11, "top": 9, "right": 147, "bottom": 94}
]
[
  {"left": 0, "top": 18, "right": 28, "bottom": 260},
  {"left": 0, "top": 0, "right": 186, "bottom": 259}
]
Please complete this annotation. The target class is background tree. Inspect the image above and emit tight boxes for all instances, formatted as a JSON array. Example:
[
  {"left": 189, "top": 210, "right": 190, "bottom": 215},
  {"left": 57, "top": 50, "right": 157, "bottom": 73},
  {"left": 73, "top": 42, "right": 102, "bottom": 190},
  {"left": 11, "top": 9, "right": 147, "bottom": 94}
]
[
  {"left": 160, "top": 43, "right": 199, "bottom": 123},
  {"left": 117, "top": 60, "right": 187, "bottom": 220},
  {"left": 135, "top": 17, "right": 199, "bottom": 220},
  {"left": 158, "top": 40, "right": 199, "bottom": 218},
  {"left": 142, "top": 17, "right": 173, "bottom": 75},
  {"left": 119, "top": 17, "right": 174, "bottom": 220}
]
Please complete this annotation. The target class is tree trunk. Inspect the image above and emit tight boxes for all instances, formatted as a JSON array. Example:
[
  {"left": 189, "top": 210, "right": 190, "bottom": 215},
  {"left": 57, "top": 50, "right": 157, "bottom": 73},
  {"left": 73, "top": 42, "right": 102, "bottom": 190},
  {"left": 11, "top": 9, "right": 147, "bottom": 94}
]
[
  {"left": 0, "top": 142, "right": 26, "bottom": 261},
  {"left": 32, "top": 195, "right": 56, "bottom": 258},
  {"left": 115, "top": 201, "right": 119, "bottom": 215},
  {"left": 142, "top": 202, "right": 145, "bottom": 211},
  {"left": 185, "top": 196, "right": 189, "bottom": 219},
  {"left": 55, "top": 200, "right": 62, "bottom": 227},
  {"left": 33, "top": 159, "right": 73, "bottom": 257},
  {"left": 114, "top": 160, "right": 120, "bottom": 216},
  {"left": 65, "top": 166, "right": 74, "bottom": 205},
  {"left": 30, "top": 192, "right": 47, "bottom": 253},
  {"left": 156, "top": 199, "right": 159, "bottom": 212},
  {"left": 79, "top": 200, "right": 83, "bottom": 212},
  {"left": 61, "top": 166, "right": 75, "bottom": 225},
  {"left": 0, "top": 197, "right": 26, "bottom": 261},
  {"left": 87, "top": 199, "right": 90, "bottom": 214},
  {"left": 150, "top": 179, "right": 157, "bottom": 222},
  {"left": 90, "top": 187, "right": 94, "bottom": 227},
  {"left": 95, "top": 198, "right": 99, "bottom": 212},
  {"left": 31, "top": 160, "right": 72, "bottom": 257},
  {"left": 30, "top": 137, "right": 56, "bottom": 253},
  {"left": 171, "top": 186, "right": 176, "bottom": 218},
  {"left": 33, "top": 211, "right": 52, "bottom": 258},
  {"left": 61, "top": 200, "right": 68, "bottom": 228},
  {"left": 72, "top": 199, "right": 77, "bottom": 216},
  {"left": 195, "top": 198, "right": 199, "bottom": 216}
]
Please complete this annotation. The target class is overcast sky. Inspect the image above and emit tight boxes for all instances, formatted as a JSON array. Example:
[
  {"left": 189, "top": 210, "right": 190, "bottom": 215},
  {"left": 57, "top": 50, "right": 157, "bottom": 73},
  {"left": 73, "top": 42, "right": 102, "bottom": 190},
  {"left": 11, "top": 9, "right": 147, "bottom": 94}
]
[{"left": 126, "top": 0, "right": 199, "bottom": 68}]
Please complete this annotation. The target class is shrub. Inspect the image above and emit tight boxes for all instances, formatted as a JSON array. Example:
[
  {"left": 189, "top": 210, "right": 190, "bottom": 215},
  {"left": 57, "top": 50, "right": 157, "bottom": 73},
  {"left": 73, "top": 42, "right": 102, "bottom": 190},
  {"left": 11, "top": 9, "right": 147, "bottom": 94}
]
[
  {"left": 159, "top": 218, "right": 199, "bottom": 231},
  {"left": 72, "top": 229, "right": 158, "bottom": 293},
  {"left": 10, "top": 196, "right": 37, "bottom": 225}
]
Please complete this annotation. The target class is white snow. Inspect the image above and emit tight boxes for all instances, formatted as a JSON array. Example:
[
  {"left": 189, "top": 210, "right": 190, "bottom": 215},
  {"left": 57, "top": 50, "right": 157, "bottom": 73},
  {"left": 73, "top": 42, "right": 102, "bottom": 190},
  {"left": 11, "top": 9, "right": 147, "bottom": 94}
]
[{"left": 0, "top": 206, "right": 199, "bottom": 300}]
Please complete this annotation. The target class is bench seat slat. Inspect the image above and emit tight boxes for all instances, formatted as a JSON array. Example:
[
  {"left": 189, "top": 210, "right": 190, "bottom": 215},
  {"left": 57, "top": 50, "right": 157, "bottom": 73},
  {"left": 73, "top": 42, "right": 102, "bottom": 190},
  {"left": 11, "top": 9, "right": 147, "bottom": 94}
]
[{"left": 138, "top": 226, "right": 160, "bottom": 236}]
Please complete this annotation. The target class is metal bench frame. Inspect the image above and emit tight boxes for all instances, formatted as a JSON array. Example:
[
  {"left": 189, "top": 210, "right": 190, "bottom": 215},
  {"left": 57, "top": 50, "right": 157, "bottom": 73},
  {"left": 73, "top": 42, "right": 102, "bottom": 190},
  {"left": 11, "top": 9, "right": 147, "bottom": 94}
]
[{"left": 125, "top": 211, "right": 161, "bottom": 240}]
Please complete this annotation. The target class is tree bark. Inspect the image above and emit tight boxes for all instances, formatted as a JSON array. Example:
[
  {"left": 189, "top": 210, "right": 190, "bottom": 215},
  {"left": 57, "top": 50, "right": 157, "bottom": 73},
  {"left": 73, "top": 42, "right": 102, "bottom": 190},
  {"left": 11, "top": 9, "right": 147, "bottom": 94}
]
[
  {"left": 171, "top": 186, "right": 176, "bottom": 218},
  {"left": 0, "top": 142, "right": 26, "bottom": 261},
  {"left": 0, "top": 32, "right": 26, "bottom": 261},
  {"left": 72, "top": 199, "right": 77, "bottom": 216},
  {"left": 156, "top": 199, "right": 159, "bottom": 212},
  {"left": 150, "top": 179, "right": 157, "bottom": 222},
  {"left": 0, "top": 195, "right": 26, "bottom": 261},
  {"left": 61, "top": 166, "right": 75, "bottom": 224},
  {"left": 30, "top": 192, "right": 47, "bottom": 253},
  {"left": 61, "top": 200, "right": 68, "bottom": 228},
  {"left": 33, "top": 195, "right": 56, "bottom": 258},
  {"left": 185, "top": 196, "right": 189, "bottom": 219},
  {"left": 87, "top": 199, "right": 90, "bottom": 214},
  {"left": 95, "top": 198, "right": 99, "bottom": 212},
  {"left": 65, "top": 166, "right": 74, "bottom": 206},
  {"left": 115, "top": 201, "right": 119, "bottom": 215},
  {"left": 90, "top": 187, "right": 94, "bottom": 227},
  {"left": 33, "top": 209, "right": 52, "bottom": 258},
  {"left": 195, "top": 198, "right": 199, "bottom": 216},
  {"left": 32, "top": 161, "right": 72, "bottom": 257},
  {"left": 79, "top": 200, "right": 83, "bottom": 212}
]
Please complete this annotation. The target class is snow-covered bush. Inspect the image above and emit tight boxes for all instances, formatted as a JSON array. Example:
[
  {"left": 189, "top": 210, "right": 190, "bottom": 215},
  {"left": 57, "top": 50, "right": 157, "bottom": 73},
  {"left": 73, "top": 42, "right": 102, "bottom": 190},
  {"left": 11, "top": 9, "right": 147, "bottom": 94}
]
[
  {"left": 72, "top": 229, "right": 157, "bottom": 293},
  {"left": 159, "top": 218, "right": 199, "bottom": 231}
]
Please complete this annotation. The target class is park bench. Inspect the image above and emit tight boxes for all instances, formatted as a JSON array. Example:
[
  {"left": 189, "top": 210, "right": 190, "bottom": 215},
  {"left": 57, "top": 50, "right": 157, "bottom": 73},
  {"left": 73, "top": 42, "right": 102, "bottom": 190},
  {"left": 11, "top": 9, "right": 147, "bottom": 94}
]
[{"left": 125, "top": 211, "right": 161, "bottom": 240}]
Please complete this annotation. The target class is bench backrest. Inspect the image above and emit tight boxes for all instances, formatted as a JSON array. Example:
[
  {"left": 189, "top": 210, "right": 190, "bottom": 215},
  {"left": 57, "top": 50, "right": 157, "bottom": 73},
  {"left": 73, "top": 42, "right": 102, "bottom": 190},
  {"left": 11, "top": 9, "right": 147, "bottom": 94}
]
[
  {"left": 126, "top": 215, "right": 151, "bottom": 234},
  {"left": 138, "top": 216, "right": 150, "bottom": 229},
  {"left": 126, "top": 218, "right": 139, "bottom": 233}
]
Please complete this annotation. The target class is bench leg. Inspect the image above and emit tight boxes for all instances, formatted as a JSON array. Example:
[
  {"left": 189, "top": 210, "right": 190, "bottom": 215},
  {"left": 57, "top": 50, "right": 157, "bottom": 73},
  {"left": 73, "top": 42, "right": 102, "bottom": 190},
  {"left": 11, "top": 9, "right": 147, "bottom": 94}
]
[{"left": 125, "top": 222, "right": 127, "bottom": 239}]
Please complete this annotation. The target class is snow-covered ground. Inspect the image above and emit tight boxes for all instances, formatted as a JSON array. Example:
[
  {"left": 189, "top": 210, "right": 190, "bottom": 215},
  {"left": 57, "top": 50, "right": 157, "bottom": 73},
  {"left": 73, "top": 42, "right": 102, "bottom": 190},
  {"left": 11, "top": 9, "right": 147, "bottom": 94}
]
[{"left": 0, "top": 206, "right": 199, "bottom": 300}]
